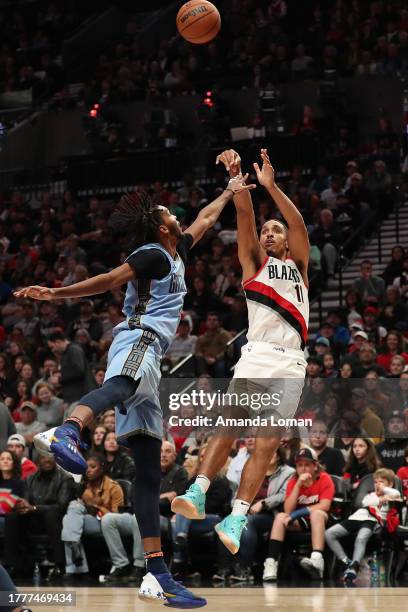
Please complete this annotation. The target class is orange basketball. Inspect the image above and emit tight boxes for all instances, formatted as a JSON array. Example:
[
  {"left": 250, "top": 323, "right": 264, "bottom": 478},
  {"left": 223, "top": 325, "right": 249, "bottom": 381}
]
[{"left": 176, "top": 0, "right": 221, "bottom": 45}]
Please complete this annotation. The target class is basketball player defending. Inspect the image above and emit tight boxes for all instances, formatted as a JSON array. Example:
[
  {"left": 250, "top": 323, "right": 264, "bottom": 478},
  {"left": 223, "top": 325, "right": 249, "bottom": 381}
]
[
  {"left": 172, "top": 148, "right": 309, "bottom": 555},
  {"left": 13, "top": 174, "right": 253, "bottom": 609}
]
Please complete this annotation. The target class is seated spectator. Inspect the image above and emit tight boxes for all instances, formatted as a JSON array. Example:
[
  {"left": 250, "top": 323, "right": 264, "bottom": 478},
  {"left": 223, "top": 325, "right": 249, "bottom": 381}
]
[
  {"left": 321, "top": 352, "right": 337, "bottom": 378},
  {"left": 226, "top": 436, "right": 255, "bottom": 489},
  {"left": 391, "top": 371, "right": 408, "bottom": 412},
  {"left": 34, "top": 382, "right": 63, "bottom": 427},
  {"left": 352, "top": 260, "right": 385, "bottom": 304},
  {"left": 74, "top": 328, "right": 100, "bottom": 364},
  {"left": 353, "top": 344, "right": 386, "bottom": 378},
  {"left": 387, "top": 354, "right": 406, "bottom": 378},
  {"left": 11, "top": 380, "right": 33, "bottom": 419},
  {"left": 308, "top": 420, "right": 345, "bottom": 476},
  {"left": 325, "top": 310, "right": 350, "bottom": 346},
  {"left": 103, "top": 431, "right": 136, "bottom": 482},
  {"left": 171, "top": 443, "right": 232, "bottom": 576},
  {"left": 306, "top": 356, "right": 323, "bottom": 379},
  {"left": 91, "top": 425, "right": 107, "bottom": 453},
  {"left": 325, "top": 468, "right": 401, "bottom": 583},
  {"left": 194, "top": 312, "right": 231, "bottom": 377},
  {"left": 392, "top": 255, "right": 408, "bottom": 299},
  {"left": 320, "top": 176, "right": 344, "bottom": 210},
  {"left": 348, "top": 329, "right": 370, "bottom": 353},
  {"left": 361, "top": 306, "right": 387, "bottom": 345},
  {"left": 0, "top": 403, "right": 16, "bottom": 451},
  {"left": 16, "top": 402, "right": 46, "bottom": 447},
  {"left": 231, "top": 448, "right": 294, "bottom": 581},
  {"left": 363, "top": 371, "right": 390, "bottom": 419},
  {"left": 351, "top": 389, "right": 384, "bottom": 443},
  {"left": 159, "top": 441, "right": 188, "bottom": 520},
  {"left": 7, "top": 434, "right": 37, "bottom": 480},
  {"left": 382, "top": 246, "right": 405, "bottom": 287},
  {"left": 343, "top": 437, "right": 381, "bottom": 491},
  {"left": 376, "top": 330, "right": 408, "bottom": 372},
  {"left": 263, "top": 448, "right": 335, "bottom": 581},
  {"left": 317, "top": 394, "right": 341, "bottom": 436},
  {"left": 62, "top": 454, "right": 123, "bottom": 576},
  {"left": 310, "top": 209, "right": 343, "bottom": 278},
  {"left": 396, "top": 447, "right": 408, "bottom": 500},
  {"left": 300, "top": 377, "right": 327, "bottom": 417},
  {"left": 4, "top": 456, "right": 74, "bottom": 578},
  {"left": 166, "top": 319, "right": 197, "bottom": 366},
  {"left": 101, "top": 409, "right": 115, "bottom": 432},
  {"left": 184, "top": 277, "right": 222, "bottom": 323},
  {"left": 100, "top": 481, "right": 145, "bottom": 584},
  {"left": 0, "top": 450, "right": 25, "bottom": 534},
  {"left": 376, "top": 411, "right": 407, "bottom": 471},
  {"left": 342, "top": 289, "right": 364, "bottom": 328},
  {"left": 381, "top": 287, "right": 408, "bottom": 330}
]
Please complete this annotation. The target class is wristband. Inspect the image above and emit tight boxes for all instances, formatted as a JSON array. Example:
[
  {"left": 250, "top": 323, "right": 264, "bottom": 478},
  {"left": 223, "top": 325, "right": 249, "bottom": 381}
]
[{"left": 289, "top": 507, "right": 310, "bottom": 521}]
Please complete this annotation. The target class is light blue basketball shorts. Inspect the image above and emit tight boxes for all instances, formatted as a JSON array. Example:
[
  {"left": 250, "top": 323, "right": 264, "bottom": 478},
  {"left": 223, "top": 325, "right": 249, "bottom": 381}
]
[{"left": 104, "top": 327, "right": 163, "bottom": 441}]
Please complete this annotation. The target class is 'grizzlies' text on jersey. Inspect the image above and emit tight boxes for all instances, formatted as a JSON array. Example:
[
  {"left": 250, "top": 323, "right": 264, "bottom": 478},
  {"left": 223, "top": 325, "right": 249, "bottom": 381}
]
[
  {"left": 113, "top": 243, "right": 187, "bottom": 354},
  {"left": 243, "top": 256, "right": 309, "bottom": 350}
]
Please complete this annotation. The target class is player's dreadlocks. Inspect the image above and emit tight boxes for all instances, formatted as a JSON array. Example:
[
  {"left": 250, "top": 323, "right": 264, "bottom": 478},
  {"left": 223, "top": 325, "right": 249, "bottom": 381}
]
[{"left": 109, "top": 191, "right": 164, "bottom": 251}]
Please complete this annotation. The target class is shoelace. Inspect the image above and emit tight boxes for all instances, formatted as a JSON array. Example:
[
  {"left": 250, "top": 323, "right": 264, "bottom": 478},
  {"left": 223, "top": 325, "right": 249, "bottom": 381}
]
[{"left": 229, "top": 517, "right": 247, "bottom": 534}]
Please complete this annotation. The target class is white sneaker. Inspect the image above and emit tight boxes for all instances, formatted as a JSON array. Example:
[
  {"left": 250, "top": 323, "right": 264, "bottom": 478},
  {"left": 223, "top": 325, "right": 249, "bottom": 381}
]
[
  {"left": 263, "top": 558, "right": 278, "bottom": 581},
  {"left": 300, "top": 553, "right": 324, "bottom": 579},
  {"left": 33, "top": 427, "right": 56, "bottom": 456},
  {"left": 138, "top": 572, "right": 166, "bottom": 603}
]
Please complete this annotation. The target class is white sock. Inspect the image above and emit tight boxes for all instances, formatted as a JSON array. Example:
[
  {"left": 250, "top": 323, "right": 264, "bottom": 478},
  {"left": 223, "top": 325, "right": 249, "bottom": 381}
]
[
  {"left": 311, "top": 551, "right": 323, "bottom": 560},
  {"left": 231, "top": 499, "right": 250, "bottom": 516},
  {"left": 195, "top": 474, "right": 210, "bottom": 494}
]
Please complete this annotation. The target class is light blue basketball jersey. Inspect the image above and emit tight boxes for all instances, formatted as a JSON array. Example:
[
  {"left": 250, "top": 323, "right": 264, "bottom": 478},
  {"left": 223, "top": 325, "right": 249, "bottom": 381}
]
[{"left": 114, "top": 243, "right": 187, "bottom": 354}]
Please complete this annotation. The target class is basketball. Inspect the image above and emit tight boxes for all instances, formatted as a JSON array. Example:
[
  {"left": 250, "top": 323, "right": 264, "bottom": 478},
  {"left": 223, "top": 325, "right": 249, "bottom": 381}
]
[{"left": 176, "top": 0, "right": 221, "bottom": 45}]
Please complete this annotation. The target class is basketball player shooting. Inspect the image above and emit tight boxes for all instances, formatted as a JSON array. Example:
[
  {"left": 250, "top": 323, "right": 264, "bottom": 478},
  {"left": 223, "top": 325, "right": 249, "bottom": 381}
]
[
  {"left": 13, "top": 174, "right": 253, "bottom": 609},
  {"left": 172, "top": 148, "right": 309, "bottom": 555}
]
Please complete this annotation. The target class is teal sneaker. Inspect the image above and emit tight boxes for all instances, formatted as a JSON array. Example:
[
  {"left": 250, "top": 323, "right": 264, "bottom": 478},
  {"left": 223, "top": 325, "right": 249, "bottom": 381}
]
[
  {"left": 171, "top": 483, "right": 206, "bottom": 519},
  {"left": 215, "top": 514, "right": 247, "bottom": 554}
]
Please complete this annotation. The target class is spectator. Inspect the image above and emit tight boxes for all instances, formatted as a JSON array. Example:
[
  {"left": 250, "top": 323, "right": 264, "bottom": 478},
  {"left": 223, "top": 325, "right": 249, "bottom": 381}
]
[
  {"left": 308, "top": 420, "right": 345, "bottom": 476},
  {"left": 363, "top": 370, "right": 391, "bottom": 419},
  {"left": 47, "top": 330, "right": 97, "bottom": 411},
  {"left": 7, "top": 434, "right": 37, "bottom": 480},
  {"left": 100, "top": 481, "right": 145, "bottom": 584},
  {"left": 194, "top": 312, "right": 231, "bottom": 376},
  {"left": 381, "top": 286, "right": 408, "bottom": 330},
  {"left": 321, "top": 352, "right": 337, "bottom": 378},
  {"left": 314, "top": 337, "right": 332, "bottom": 358},
  {"left": 91, "top": 425, "right": 107, "bottom": 453},
  {"left": 324, "top": 310, "right": 350, "bottom": 346},
  {"left": 61, "top": 453, "right": 123, "bottom": 576},
  {"left": 352, "top": 261, "right": 385, "bottom": 304},
  {"left": 306, "top": 356, "right": 323, "bottom": 379},
  {"left": 0, "top": 450, "right": 25, "bottom": 534},
  {"left": 159, "top": 441, "right": 188, "bottom": 519},
  {"left": 226, "top": 437, "right": 255, "bottom": 488},
  {"left": 15, "top": 402, "right": 46, "bottom": 447},
  {"left": 171, "top": 444, "right": 232, "bottom": 575},
  {"left": 396, "top": 448, "right": 408, "bottom": 500},
  {"left": 353, "top": 344, "right": 386, "bottom": 378},
  {"left": 366, "top": 160, "right": 393, "bottom": 213},
  {"left": 351, "top": 388, "right": 384, "bottom": 443},
  {"left": 362, "top": 306, "right": 387, "bottom": 345},
  {"left": 34, "top": 382, "right": 63, "bottom": 427},
  {"left": 376, "top": 412, "right": 407, "bottom": 471},
  {"left": 102, "top": 409, "right": 115, "bottom": 432},
  {"left": 320, "top": 176, "right": 344, "bottom": 210},
  {"left": 382, "top": 246, "right": 405, "bottom": 287},
  {"left": 343, "top": 437, "right": 381, "bottom": 490},
  {"left": 392, "top": 255, "right": 408, "bottom": 298},
  {"left": 4, "top": 456, "right": 74, "bottom": 578},
  {"left": 66, "top": 299, "right": 103, "bottom": 342},
  {"left": 392, "top": 371, "right": 408, "bottom": 413},
  {"left": 263, "top": 448, "right": 335, "bottom": 581},
  {"left": 103, "top": 431, "right": 136, "bottom": 482},
  {"left": 166, "top": 319, "right": 197, "bottom": 366},
  {"left": 310, "top": 209, "right": 343, "bottom": 278},
  {"left": 325, "top": 468, "right": 401, "bottom": 583},
  {"left": 0, "top": 402, "right": 16, "bottom": 450},
  {"left": 376, "top": 330, "right": 408, "bottom": 372}
]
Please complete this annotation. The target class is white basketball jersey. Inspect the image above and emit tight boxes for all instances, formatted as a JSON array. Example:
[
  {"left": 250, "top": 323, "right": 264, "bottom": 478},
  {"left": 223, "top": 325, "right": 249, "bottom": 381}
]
[{"left": 242, "top": 256, "right": 309, "bottom": 350}]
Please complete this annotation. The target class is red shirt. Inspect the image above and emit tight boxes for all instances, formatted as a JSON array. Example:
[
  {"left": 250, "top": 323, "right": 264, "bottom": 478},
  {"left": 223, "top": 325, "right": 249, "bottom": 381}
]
[
  {"left": 21, "top": 458, "right": 38, "bottom": 480},
  {"left": 376, "top": 352, "right": 408, "bottom": 372},
  {"left": 285, "top": 471, "right": 335, "bottom": 508},
  {"left": 396, "top": 465, "right": 408, "bottom": 499}
]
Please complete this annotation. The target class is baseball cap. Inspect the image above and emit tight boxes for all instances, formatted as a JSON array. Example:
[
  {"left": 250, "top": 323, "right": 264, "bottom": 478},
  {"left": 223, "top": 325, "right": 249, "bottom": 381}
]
[
  {"left": 20, "top": 401, "right": 37, "bottom": 413},
  {"left": 295, "top": 447, "right": 318, "bottom": 463},
  {"left": 355, "top": 331, "right": 369, "bottom": 340},
  {"left": 364, "top": 306, "right": 379, "bottom": 316},
  {"left": 351, "top": 323, "right": 364, "bottom": 330},
  {"left": 387, "top": 410, "right": 405, "bottom": 424},
  {"left": 315, "top": 337, "right": 330, "bottom": 347},
  {"left": 7, "top": 434, "right": 26, "bottom": 448}
]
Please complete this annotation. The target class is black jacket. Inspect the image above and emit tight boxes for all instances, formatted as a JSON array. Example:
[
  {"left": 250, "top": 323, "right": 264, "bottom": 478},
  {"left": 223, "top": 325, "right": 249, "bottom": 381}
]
[
  {"left": 25, "top": 467, "right": 75, "bottom": 514},
  {"left": 186, "top": 474, "right": 232, "bottom": 516},
  {"left": 106, "top": 450, "right": 136, "bottom": 482},
  {"left": 376, "top": 439, "right": 407, "bottom": 472},
  {"left": 159, "top": 464, "right": 188, "bottom": 517},
  {"left": 60, "top": 342, "right": 97, "bottom": 403}
]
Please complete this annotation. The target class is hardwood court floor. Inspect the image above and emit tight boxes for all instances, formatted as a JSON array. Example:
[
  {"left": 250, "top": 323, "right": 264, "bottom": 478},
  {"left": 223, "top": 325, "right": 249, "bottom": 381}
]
[{"left": 18, "top": 586, "right": 408, "bottom": 612}]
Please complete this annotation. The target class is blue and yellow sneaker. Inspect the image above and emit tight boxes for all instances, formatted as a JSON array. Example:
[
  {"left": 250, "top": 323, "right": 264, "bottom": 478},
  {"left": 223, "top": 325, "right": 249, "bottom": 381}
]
[
  {"left": 138, "top": 572, "right": 207, "bottom": 608},
  {"left": 171, "top": 483, "right": 206, "bottom": 520},
  {"left": 34, "top": 425, "right": 87, "bottom": 474},
  {"left": 215, "top": 514, "right": 247, "bottom": 554}
]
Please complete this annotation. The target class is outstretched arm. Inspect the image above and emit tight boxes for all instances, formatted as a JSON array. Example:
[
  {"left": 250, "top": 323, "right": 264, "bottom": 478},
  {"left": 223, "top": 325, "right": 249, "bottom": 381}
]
[
  {"left": 13, "top": 263, "right": 135, "bottom": 301},
  {"left": 216, "top": 150, "right": 264, "bottom": 280},
  {"left": 254, "top": 149, "right": 309, "bottom": 284},
  {"left": 185, "top": 174, "right": 255, "bottom": 246}
]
